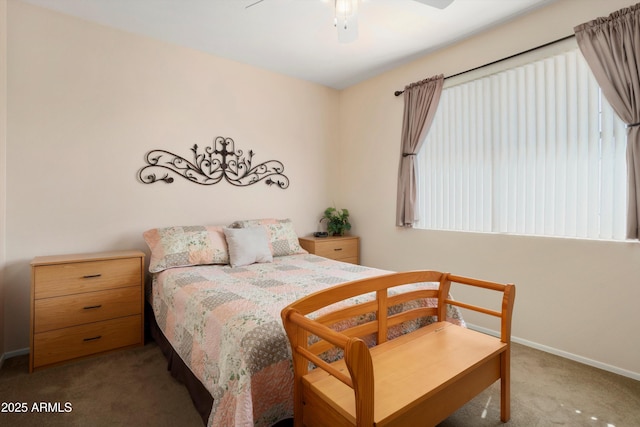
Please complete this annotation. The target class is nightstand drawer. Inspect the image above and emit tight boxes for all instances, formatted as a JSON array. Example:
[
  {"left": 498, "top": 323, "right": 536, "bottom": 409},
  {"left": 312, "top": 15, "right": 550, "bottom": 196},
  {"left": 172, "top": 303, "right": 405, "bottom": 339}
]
[
  {"left": 314, "top": 238, "right": 358, "bottom": 260},
  {"left": 34, "top": 258, "right": 142, "bottom": 299},
  {"left": 34, "top": 286, "right": 142, "bottom": 333},
  {"left": 33, "top": 315, "right": 142, "bottom": 368},
  {"left": 299, "top": 236, "right": 360, "bottom": 264}
]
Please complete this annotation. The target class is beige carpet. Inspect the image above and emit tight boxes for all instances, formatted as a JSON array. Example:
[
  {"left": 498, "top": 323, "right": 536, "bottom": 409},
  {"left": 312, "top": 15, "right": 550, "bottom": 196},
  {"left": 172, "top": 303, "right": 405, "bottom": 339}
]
[{"left": 1, "top": 341, "right": 638, "bottom": 426}]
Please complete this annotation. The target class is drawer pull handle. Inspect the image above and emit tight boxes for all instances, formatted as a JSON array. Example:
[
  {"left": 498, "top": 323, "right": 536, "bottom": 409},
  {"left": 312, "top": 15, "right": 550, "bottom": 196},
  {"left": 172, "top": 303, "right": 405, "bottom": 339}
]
[
  {"left": 334, "top": 248, "right": 343, "bottom": 251},
  {"left": 83, "top": 304, "right": 102, "bottom": 310},
  {"left": 83, "top": 274, "right": 102, "bottom": 279},
  {"left": 83, "top": 335, "right": 102, "bottom": 342}
]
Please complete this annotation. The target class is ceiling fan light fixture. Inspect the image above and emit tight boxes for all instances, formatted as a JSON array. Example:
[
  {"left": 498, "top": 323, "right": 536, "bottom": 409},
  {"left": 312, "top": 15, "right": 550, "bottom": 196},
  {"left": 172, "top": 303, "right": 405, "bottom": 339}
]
[
  {"left": 334, "top": 0, "right": 358, "bottom": 43},
  {"left": 328, "top": 0, "right": 453, "bottom": 43}
]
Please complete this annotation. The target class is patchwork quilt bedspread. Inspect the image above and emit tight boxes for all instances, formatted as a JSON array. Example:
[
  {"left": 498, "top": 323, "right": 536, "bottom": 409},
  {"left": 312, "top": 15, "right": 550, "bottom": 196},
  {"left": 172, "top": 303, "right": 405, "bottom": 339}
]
[{"left": 150, "top": 254, "right": 465, "bottom": 427}]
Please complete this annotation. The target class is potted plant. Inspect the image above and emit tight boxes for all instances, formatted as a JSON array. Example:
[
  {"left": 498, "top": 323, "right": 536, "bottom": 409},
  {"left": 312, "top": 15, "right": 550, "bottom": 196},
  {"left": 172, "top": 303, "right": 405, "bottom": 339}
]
[{"left": 322, "top": 207, "right": 351, "bottom": 236}]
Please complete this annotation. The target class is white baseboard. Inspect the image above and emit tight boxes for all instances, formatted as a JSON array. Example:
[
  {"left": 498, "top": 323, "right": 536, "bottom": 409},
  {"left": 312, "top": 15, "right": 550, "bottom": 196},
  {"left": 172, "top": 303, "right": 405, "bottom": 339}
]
[
  {"left": 5, "top": 347, "right": 30, "bottom": 358},
  {"left": 0, "top": 347, "right": 29, "bottom": 370},
  {"left": 467, "top": 323, "right": 640, "bottom": 382}
]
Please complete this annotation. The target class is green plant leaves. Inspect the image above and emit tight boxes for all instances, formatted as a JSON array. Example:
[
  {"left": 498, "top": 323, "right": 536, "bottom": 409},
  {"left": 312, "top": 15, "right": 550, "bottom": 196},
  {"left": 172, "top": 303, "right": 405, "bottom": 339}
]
[{"left": 322, "top": 207, "right": 351, "bottom": 236}]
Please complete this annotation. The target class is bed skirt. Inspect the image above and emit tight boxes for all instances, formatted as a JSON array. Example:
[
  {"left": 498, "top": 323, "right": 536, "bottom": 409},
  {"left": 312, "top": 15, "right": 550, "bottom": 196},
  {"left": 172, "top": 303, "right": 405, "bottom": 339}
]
[
  {"left": 146, "top": 302, "right": 213, "bottom": 425},
  {"left": 146, "top": 303, "right": 293, "bottom": 427}
]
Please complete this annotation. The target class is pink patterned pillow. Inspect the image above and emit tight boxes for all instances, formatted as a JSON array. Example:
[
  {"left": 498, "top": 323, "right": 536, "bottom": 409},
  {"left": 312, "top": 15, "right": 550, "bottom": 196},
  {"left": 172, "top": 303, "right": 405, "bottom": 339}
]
[
  {"left": 143, "top": 225, "right": 229, "bottom": 273},
  {"left": 230, "top": 218, "right": 307, "bottom": 257}
]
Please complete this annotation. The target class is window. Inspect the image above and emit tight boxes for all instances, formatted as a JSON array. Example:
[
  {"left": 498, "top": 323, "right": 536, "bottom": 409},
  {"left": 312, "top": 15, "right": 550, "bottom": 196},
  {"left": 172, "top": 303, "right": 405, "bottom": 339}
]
[{"left": 416, "top": 41, "right": 627, "bottom": 240}]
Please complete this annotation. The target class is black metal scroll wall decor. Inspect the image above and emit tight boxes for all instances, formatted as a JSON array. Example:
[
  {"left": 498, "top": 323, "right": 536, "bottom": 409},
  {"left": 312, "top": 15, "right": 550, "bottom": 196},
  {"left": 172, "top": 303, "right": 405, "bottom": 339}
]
[{"left": 137, "top": 136, "right": 289, "bottom": 189}]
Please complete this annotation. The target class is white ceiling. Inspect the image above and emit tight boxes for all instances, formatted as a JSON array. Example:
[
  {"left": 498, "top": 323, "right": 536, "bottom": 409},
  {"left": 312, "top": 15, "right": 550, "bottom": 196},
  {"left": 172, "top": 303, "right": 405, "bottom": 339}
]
[{"left": 21, "top": 0, "right": 556, "bottom": 89}]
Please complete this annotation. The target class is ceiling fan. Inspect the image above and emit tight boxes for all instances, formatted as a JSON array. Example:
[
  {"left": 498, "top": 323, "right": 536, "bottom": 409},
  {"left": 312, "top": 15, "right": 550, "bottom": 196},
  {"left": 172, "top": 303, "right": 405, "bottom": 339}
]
[
  {"left": 245, "top": 0, "right": 454, "bottom": 42},
  {"left": 246, "top": 0, "right": 454, "bottom": 11}
]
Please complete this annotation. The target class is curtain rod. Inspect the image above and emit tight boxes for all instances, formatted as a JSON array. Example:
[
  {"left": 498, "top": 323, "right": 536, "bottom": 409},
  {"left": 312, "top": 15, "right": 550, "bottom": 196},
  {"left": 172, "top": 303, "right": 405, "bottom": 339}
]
[{"left": 394, "top": 34, "right": 576, "bottom": 97}]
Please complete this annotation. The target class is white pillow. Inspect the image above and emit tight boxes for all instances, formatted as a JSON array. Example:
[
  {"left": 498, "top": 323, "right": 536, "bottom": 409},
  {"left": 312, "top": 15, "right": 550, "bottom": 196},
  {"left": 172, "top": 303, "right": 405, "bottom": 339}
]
[{"left": 223, "top": 226, "right": 273, "bottom": 267}]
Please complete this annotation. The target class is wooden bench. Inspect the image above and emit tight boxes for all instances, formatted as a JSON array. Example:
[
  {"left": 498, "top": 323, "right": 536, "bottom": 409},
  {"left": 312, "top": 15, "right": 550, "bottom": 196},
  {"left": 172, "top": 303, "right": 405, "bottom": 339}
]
[{"left": 281, "top": 270, "right": 516, "bottom": 427}]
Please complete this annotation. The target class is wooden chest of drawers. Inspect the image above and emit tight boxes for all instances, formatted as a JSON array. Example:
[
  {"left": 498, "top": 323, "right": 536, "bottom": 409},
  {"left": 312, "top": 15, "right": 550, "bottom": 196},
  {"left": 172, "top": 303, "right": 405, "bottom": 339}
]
[
  {"left": 30, "top": 250, "right": 145, "bottom": 372},
  {"left": 298, "top": 235, "right": 360, "bottom": 264}
]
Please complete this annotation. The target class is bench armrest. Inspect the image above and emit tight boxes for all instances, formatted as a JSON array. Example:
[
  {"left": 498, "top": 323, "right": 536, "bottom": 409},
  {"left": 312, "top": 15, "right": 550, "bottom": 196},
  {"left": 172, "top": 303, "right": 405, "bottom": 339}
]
[{"left": 445, "top": 274, "right": 516, "bottom": 343}]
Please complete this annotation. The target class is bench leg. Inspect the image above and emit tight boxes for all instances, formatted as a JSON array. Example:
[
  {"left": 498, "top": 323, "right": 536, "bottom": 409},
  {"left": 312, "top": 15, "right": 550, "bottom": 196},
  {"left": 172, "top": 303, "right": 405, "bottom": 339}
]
[{"left": 500, "top": 349, "right": 510, "bottom": 422}]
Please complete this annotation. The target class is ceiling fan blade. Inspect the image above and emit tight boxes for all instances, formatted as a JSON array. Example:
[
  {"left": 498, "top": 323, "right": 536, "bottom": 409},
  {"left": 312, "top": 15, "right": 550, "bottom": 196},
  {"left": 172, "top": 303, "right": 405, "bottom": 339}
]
[
  {"left": 245, "top": 0, "right": 265, "bottom": 9},
  {"left": 412, "top": 0, "right": 454, "bottom": 9}
]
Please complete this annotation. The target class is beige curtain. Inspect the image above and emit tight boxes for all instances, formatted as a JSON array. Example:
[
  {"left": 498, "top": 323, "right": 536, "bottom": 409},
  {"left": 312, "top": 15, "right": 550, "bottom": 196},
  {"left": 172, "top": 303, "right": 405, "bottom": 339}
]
[
  {"left": 396, "top": 75, "right": 444, "bottom": 227},
  {"left": 575, "top": 3, "right": 640, "bottom": 239}
]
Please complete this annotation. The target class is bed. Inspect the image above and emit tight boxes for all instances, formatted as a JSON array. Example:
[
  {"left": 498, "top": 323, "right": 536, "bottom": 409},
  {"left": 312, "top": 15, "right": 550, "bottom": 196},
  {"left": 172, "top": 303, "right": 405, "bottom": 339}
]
[{"left": 143, "top": 220, "right": 465, "bottom": 427}]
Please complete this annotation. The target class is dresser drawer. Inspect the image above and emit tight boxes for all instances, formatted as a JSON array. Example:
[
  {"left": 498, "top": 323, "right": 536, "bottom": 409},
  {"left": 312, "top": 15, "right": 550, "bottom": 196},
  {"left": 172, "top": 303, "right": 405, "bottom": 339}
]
[
  {"left": 34, "top": 286, "right": 142, "bottom": 333},
  {"left": 33, "top": 315, "right": 142, "bottom": 369},
  {"left": 313, "top": 238, "right": 358, "bottom": 261},
  {"left": 33, "top": 257, "right": 141, "bottom": 299}
]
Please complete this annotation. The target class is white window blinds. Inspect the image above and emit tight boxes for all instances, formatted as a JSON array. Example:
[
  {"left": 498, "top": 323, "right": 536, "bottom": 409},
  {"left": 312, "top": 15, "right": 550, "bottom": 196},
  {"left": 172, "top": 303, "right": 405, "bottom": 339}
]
[{"left": 416, "top": 46, "right": 627, "bottom": 240}]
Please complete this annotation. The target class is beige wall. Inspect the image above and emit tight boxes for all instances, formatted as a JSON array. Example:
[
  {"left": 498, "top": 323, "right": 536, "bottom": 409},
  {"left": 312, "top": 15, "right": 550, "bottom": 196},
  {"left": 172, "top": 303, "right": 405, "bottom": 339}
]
[
  {"left": 338, "top": 0, "right": 640, "bottom": 378},
  {"left": 0, "top": 0, "right": 7, "bottom": 361},
  {"left": 4, "top": 0, "right": 339, "bottom": 351}
]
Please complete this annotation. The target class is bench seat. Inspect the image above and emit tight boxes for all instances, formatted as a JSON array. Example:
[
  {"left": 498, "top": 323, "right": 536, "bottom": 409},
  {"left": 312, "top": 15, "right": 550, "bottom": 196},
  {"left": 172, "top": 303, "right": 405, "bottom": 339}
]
[{"left": 303, "top": 322, "right": 506, "bottom": 426}]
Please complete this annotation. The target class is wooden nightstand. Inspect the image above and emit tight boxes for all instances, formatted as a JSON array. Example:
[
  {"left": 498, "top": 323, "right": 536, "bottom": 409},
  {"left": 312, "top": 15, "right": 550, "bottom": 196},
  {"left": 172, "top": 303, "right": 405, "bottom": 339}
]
[
  {"left": 30, "top": 250, "right": 145, "bottom": 372},
  {"left": 299, "top": 235, "right": 360, "bottom": 265}
]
